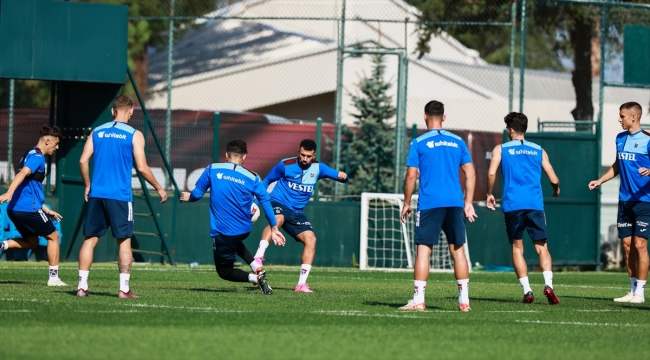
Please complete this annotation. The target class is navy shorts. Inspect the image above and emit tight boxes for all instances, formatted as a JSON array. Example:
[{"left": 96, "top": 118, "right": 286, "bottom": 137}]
[
  {"left": 271, "top": 201, "right": 313, "bottom": 240},
  {"left": 213, "top": 232, "right": 250, "bottom": 266},
  {"left": 617, "top": 201, "right": 650, "bottom": 239},
  {"left": 504, "top": 210, "right": 547, "bottom": 244},
  {"left": 83, "top": 198, "right": 134, "bottom": 239},
  {"left": 415, "top": 207, "right": 466, "bottom": 246},
  {"left": 7, "top": 209, "right": 56, "bottom": 239}
]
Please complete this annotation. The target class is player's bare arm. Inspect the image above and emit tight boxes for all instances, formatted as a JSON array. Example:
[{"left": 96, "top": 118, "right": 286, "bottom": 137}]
[
  {"left": 338, "top": 171, "right": 348, "bottom": 181},
  {"left": 588, "top": 159, "right": 619, "bottom": 190},
  {"left": 0, "top": 166, "right": 32, "bottom": 204},
  {"left": 401, "top": 167, "right": 418, "bottom": 224},
  {"left": 270, "top": 226, "right": 286, "bottom": 246},
  {"left": 461, "top": 162, "right": 478, "bottom": 222},
  {"left": 79, "top": 133, "right": 94, "bottom": 202},
  {"left": 486, "top": 145, "right": 502, "bottom": 210},
  {"left": 541, "top": 150, "right": 560, "bottom": 197},
  {"left": 42, "top": 204, "right": 63, "bottom": 222},
  {"left": 133, "top": 131, "right": 168, "bottom": 204}
]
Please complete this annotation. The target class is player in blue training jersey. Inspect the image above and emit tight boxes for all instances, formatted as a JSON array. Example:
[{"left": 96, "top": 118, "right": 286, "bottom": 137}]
[
  {"left": 77, "top": 95, "right": 168, "bottom": 299},
  {"left": 399, "top": 101, "right": 477, "bottom": 312},
  {"left": 180, "top": 140, "right": 284, "bottom": 294},
  {"left": 0, "top": 126, "right": 66, "bottom": 286},
  {"left": 486, "top": 112, "right": 561, "bottom": 305},
  {"left": 589, "top": 102, "right": 649, "bottom": 304},
  {"left": 253, "top": 139, "right": 348, "bottom": 293}
]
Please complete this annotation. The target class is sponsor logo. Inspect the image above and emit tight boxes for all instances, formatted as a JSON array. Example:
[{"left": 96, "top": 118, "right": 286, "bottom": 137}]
[
  {"left": 274, "top": 207, "right": 283, "bottom": 214},
  {"left": 216, "top": 172, "right": 245, "bottom": 185},
  {"left": 637, "top": 221, "right": 648, "bottom": 227},
  {"left": 618, "top": 222, "right": 632, "bottom": 228},
  {"left": 294, "top": 175, "right": 301, "bottom": 178},
  {"left": 300, "top": 268, "right": 308, "bottom": 275},
  {"left": 295, "top": 221, "right": 312, "bottom": 226},
  {"left": 427, "top": 141, "right": 435, "bottom": 148},
  {"left": 427, "top": 140, "right": 458, "bottom": 149},
  {"left": 287, "top": 181, "right": 314, "bottom": 193},
  {"left": 618, "top": 153, "right": 637, "bottom": 161},
  {"left": 617, "top": 143, "right": 623, "bottom": 146},
  {"left": 509, "top": 148, "right": 538, "bottom": 156},
  {"left": 97, "top": 131, "right": 127, "bottom": 140}
]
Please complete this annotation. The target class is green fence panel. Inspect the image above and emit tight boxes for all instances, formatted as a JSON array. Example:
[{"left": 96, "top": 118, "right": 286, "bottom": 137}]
[{"left": 624, "top": 25, "right": 650, "bottom": 86}]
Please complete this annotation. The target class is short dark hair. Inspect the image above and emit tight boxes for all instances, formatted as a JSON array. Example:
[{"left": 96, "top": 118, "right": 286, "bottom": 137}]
[
  {"left": 39, "top": 125, "right": 62, "bottom": 140},
  {"left": 226, "top": 140, "right": 247, "bottom": 156},
  {"left": 113, "top": 95, "right": 133, "bottom": 112},
  {"left": 504, "top": 112, "right": 528, "bottom": 133},
  {"left": 620, "top": 101, "right": 643, "bottom": 116},
  {"left": 300, "top": 139, "right": 317, "bottom": 152},
  {"left": 424, "top": 100, "right": 444, "bottom": 117}
]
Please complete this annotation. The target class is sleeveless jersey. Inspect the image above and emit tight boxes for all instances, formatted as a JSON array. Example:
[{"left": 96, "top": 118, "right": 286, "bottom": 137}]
[
  {"left": 8, "top": 147, "right": 46, "bottom": 212},
  {"left": 617, "top": 130, "right": 650, "bottom": 202},
  {"left": 405, "top": 129, "right": 472, "bottom": 210},
  {"left": 89, "top": 121, "right": 136, "bottom": 202},
  {"left": 500, "top": 140, "right": 544, "bottom": 212}
]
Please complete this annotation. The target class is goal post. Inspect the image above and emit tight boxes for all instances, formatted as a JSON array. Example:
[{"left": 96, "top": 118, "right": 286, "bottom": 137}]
[{"left": 359, "top": 192, "right": 471, "bottom": 272}]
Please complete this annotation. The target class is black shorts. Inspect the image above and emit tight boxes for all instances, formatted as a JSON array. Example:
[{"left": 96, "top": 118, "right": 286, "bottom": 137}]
[
  {"left": 504, "top": 210, "right": 547, "bottom": 244},
  {"left": 414, "top": 207, "right": 466, "bottom": 246},
  {"left": 271, "top": 201, "right": 313, "bottom": 240},
  {"left": 83, "top": 198, "right": 134, "bottom": 239},
  {"left": 212, "top": 232, "right": 250, "bottom": 266},
  {"left": 617, "top": 201, "right": 650, "bottom": 239},
  {"left": 7, "top": 209, "right": 56, "bottom": 239}
]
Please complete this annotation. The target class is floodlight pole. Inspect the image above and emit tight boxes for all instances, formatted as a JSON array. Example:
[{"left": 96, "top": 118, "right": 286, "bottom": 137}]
[
  {"left": 519, "top": 0, "right": 527, "bottom": 113},
  {"left": 6, "top": 79, "right": 15, "bottom": 185},
  {"left": 165, "top": 0, "right": 175, "bottom": 190},
  {"left": 508, "top": 0, "right": 517, "bottom": 113},
  {"left": 334, "top": 0, "right": 347, "bottom": 198},
  {"left": 596, "top": 4, "right": 607, "bottom": 270}
]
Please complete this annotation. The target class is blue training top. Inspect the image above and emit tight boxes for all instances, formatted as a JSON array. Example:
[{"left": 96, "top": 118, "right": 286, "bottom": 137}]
[
  {"left": 617, "top": 130, "right": 650, "bottom": 202},
  {"left": 406, "top": 129, "right": 472, "bottom": 210},
  {"left": 500, "top": 139, "right": 544, "bottom": 212},
  {"left": 8, "top": 147, "right": 46, "bottom": 212},
  {"left": 189, "top": 162, "right": 277, "bottom": 237},
  {"left": 263, "top": 158, "right": 346, "bottom": 213},
  {"left": 89, "top": 121, "right": 137, "bottom": 202}
]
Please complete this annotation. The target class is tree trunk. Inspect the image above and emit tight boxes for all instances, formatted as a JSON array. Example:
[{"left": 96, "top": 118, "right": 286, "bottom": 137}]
[
  {"left": 133, "top": 47, "right": 148, "bottom": 105},
  {"left": 569, "top": 13, "right": 594, "bottom": 131}
]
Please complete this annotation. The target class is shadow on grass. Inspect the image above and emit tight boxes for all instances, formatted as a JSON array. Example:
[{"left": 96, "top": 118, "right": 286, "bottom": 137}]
[
  {"left": 65, "top": 290, "right": 115, "bottom": 298},
  {"left": 364, "top": 300, "right": 445, "bottom": 310},
  {"left": 187, "top": 287, "right": 239, "bottom": 293},
  {"left": 0, "top": 280, "right": 28, "bottom": 284},
  {"left": 559, "top": 295, "right": 615, "bottom": 301}
]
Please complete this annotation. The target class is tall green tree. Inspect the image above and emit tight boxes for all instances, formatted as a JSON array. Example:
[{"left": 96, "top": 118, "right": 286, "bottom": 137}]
[{"left": 323, "top": 55, "right": 396, "bottom": 196}]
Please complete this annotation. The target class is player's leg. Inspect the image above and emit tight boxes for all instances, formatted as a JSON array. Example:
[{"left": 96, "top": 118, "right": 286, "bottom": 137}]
[
  {"left": 215, "top": 234, "right": 272, "bottom": 294},
  {"left": 254, "top": 203, "right": 285, "bottom": 264},
  {"left": 43, "top": 230, "right": 67, "bottom": 286},
  {"left": 104, "top": 199, "right": 137, "bottom": 298},
  {"left": 116, "top": 237, "right": 138, "bottom": 298},
  {"left": 294, "top": 230, "right": 316, "bottom": 292},
  {"left": 3, "top": 210, "right": 39, "bottom": 251},
  {"left": 442, "top": 208, "right": 470, "bottom": 311},
  {"left": 615, "top": 201, "right": 637, "bottom": 301},
  {"left": 0, "top": 237, "right": 38, "bottom": 251},
  {"left": 77, "top": 198, "right": 108, "bottom": 297},
  {"left": 505, "top": 210, "right": 533, "bottom": 302},
  {"left": 631, "top": 236, "right": 648, "bottom": 302},
  {"left": 237, "top": 241, "right": 263, "bottom": 274},
  {"left": 525, "top": 210, "right": 559, "bottom": 305},
  {"left": 399, "top": 208, "right": 442, "bottom": 311}
]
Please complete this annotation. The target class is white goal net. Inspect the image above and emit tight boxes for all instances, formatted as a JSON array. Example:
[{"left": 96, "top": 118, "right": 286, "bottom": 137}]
[{"left": 359, "top": 192, "right": 470, "bottom": 272}]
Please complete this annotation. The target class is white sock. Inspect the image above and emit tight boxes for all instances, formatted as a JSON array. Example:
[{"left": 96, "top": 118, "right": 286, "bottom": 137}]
[
  {"left": 250, "top": 260, "right": 262, "bottom": 273},
  {"left": 631, "top": 277, "right": 637, "bottom": 293},
  {"left": 49, "top": 266, "right": 59, "bottom": 280},
  {"left": 0, "top": 241, "right": 7, "bottom": 251},
  {"left": 519, "top": 276, "right": 532, "bottom": 294},
  {"left": 254, "top": 240, "right": 269, "bottom": 258},
  {"left": 457, "top": 279, "right": 469, "bottom": 304},
  {"left": 542, "top": 271, "right": 553, "bottom": 289},
  {"left": 298, "top": 264, "right": 312, "bottom": 285},
  {"left": 413, "top": 280, "right": 426, "bottom": 304},
  {"left": 248, "top": 273, "right": 258, "bottom": 284},
  {"left": 78, "top": 270, "right": 89, "bottom": 290},
  {"left": 119, "top": 273, "right": 130, "bottom": 293},
  {"left": 634, "top": 280, "right": 646, "bottom": 297}
]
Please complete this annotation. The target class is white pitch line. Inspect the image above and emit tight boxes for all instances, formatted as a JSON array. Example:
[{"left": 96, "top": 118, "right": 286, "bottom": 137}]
[
  {"left": 121, "top": 303, "right": 251, "bottom": 313},
  {"left": 574, "top": 309, "right": 631, "bottom": 312},
  {"left": 75, "top": 310, "right": 145, "bottom": 313},
  {"left": 516, "top": 320, "right": 639, "bottom": 327},
  {"left": 0, "top": 310, "right": 34, "bottom": 312},
  {"left": 0, "top": 298, "right": 49, "bottom": 303}
]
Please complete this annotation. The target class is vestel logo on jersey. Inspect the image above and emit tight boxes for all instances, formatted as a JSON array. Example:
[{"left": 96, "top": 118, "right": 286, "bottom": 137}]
[
  {"left": 287, "top": 181, "right": 314, "bottom": 193},
  {"left": 216, "top": 172, "right": 245, "bottom": 185},
  {"left": 508, "top": 148, "right": 538, "bottom": 156},
  {"left": 426, "top": 140, "right": 458, "bottom": 149},
  {"left": 619, "top": 152, "right": 637, "bottom": 161},
  {"left": 97, "top": 131, "right": 127, "bottom": 140}
]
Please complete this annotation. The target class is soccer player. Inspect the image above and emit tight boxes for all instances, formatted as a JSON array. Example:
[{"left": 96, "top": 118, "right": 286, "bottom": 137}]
[
  {"left": 0, "top": 126, "right": 66, "bottom": 286},
  {"left": 486, "top": 112, "right": 561, "bottom": 305},
  {"left": 77, "top": 95, "right": 168, "bottom": 298},
  {"left": 399, "top": 100, "right": 477, "bottom": 312},
  {"left": 180, "top": 140, "right": 284, "bottom": 294},
  {"left": 253, "top": 139, "right": 348, "bottom": 293},
  {"left": 589, "top": 102, "right": 649, "bottom": 304}
]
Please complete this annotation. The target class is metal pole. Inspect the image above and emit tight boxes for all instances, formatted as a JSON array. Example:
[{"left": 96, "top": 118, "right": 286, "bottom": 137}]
[
  {"left": 165, "top": 0, "right": 175, "bottom": 189},
  {"left": 213, "top": 112, "right": 220, "bottom": 163},
  {"left": 314, "top": 117, "right": 322, "bottom": 201},
  {"left": 393, "top": 52, "right": 408, "bottom": 193},
  {"left": 46, "top": 81, "right": 56, "bottom": 194},
  {"left": 344, "top": 144, "right": 349, "bottom": 197},
  {"left": 7, "top": 79, "right": 15, "bottom": 185},
  {"left": 411, "top": 124, "right": 417, "bottom": 139},
  {"left": 519, "top": 0, "right": 527, "bottom": 113},
  {"left": 596, "top": 4, "right": 607, "bottom": 270},
  {"left": 334, "top": 0, "right": 346, "bottom": 197},
  {"left": 509, "top": 0, "right": 517, "bottom": 113}
]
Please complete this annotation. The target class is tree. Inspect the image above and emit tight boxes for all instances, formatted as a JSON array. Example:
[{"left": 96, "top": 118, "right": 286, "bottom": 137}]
[{"left": 322, "top": 55, "right": 397, "bottom": 197}]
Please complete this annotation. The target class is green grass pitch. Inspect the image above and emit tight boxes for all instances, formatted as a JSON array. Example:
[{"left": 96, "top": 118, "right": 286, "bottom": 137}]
[{"left": 0, "top": 262, "right": 648, "bottom": 359}]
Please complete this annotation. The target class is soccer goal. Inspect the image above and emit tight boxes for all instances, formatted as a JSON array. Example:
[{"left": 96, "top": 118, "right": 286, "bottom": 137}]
[{"left": 359, "top": 192, "right": 471, "bottom": 272}]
